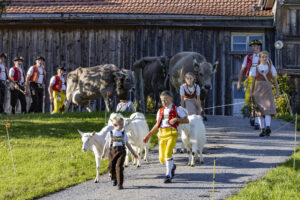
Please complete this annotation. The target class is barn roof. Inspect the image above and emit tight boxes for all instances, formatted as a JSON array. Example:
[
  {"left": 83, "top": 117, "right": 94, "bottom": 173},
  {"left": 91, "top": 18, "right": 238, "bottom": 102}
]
[{"left": 5, "top": 0, "right": 273, "bottom": 17}]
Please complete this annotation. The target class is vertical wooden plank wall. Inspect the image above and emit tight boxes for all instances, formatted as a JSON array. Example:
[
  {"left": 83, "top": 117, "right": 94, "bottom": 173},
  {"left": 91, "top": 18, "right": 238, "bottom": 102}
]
[{"left": 0, "top": 26, "right": 274, "bottom": 115}]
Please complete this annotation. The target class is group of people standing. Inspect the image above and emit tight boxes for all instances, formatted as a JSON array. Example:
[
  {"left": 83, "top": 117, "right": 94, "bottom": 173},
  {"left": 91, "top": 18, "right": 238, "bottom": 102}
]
[{"left": 0, "top": 53, "right": 67, "bottom": 115}]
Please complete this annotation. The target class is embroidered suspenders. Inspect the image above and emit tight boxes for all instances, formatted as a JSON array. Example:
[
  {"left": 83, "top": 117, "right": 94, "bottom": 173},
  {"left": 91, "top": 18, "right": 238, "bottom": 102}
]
[{"left": 110, "top": 131, "right": 125, "bottom": 147}]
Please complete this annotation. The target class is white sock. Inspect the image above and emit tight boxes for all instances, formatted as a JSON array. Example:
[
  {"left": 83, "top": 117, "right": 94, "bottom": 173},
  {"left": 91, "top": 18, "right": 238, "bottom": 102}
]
[
  {"left": 166, "top": 157, "right": 173, "bottom": 177},
  {"left": 255, "top": 117, "right": 259, "bottom": 125},
  {"left": 265, "top": 115, "right": 271, "bottom": 127},
  {"left": 258, "top": 117, "right": 265, "bottom": 129}
]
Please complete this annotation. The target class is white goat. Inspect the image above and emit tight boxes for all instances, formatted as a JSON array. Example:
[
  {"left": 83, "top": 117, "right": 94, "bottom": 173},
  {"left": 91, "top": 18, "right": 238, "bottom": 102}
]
[
  {"left": 123, "top": 112, "right": 150, "bottom": 167},
  {"left": 78, "top": 125, "right": 113, "bottom": 183},
  {"left": 178, "top": 114, "right": 206, "bottom": 167}
]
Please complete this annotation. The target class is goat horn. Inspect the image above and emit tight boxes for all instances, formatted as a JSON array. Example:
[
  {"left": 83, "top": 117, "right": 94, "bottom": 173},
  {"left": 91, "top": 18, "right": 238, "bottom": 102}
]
[{"left": 92, "top": 131, "right": 96, "bottom": 136}]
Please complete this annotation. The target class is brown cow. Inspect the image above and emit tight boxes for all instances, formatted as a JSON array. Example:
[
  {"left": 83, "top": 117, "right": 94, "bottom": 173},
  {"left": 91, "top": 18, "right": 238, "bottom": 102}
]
[{"left": 65, "top": 64, "right": 135, "bottom": 112}]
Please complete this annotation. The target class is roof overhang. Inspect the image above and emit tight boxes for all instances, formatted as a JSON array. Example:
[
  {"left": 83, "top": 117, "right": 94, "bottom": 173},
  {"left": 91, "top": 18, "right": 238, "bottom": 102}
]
[{"left": 0, "top": 13, "right": 274, "bottom": 28}]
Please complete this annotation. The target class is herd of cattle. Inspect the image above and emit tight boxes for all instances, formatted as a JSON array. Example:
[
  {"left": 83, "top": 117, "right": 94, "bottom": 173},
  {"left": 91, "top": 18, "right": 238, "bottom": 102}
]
[
  {"left": 78, "top": 110, "right": 206, "bottom": 183},
  {"left": 66, "top": 51, "right": 218, "bottom": 117}
]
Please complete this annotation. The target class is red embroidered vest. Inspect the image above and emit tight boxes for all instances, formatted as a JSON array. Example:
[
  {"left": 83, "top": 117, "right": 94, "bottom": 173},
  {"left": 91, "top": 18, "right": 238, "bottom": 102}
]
[
  {"left": 11, "top": 66, "right": 21, "bottom": 81},
  {"left": 51, "top": 75, "right": 62, "bottom": 91},
  {"left": 29, "top": 65, "right": 40, "bottom": 82},
  {"left": 157, "top": 104, "right": 179, "bottom": 129},
  {"left": 184, "top": 85, "right": 197, "bottom": 99},
  {"left": 245, "top": 54, "right": 260, "bottom": 78}
]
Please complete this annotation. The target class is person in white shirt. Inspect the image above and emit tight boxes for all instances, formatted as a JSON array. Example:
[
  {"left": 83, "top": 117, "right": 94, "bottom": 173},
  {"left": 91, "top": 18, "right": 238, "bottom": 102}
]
[
  {"left": 0, "top": 53, "right": 8, "bottom": 114},
  {"left": 48, "top": 66, "right": 65, "bottom": 114},
  {"left": 9, "top": 56, "right": 27, "bottom": 114},
  {"left": 143, "top": 90, "right": 189, "bottom": 183},
  {"left": 237, "top": 40, "right": 263, "bottom": 129},
  {"left": 101, "top": 116, "right": 138, "bottom": 190},
  {"left": 116, "top": 99, "right": 135, "bottom": 112},
  {"left": 180, "top": 72, "right": 201, "bottom": 115},
  {"left": 25, "top": 56, "right": 46, "bottom": 113},
  {"left": 249, "top": 51, "right": 279, "bottom": 137}
]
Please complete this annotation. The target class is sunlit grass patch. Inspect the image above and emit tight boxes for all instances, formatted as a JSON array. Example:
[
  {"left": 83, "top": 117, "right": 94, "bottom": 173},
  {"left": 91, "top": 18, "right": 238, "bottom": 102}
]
[{"left": 0, "top": 112, "right": 156, "bottom": 200}]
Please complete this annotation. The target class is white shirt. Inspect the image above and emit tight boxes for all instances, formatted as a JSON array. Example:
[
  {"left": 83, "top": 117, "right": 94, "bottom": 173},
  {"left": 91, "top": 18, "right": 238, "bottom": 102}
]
[
  {"left": 9, "top": 66, "right": 24, "bottom": 83},
  {"left": 179, "top": 83, "right": 200, "bottom": 97},
  {"left": 60, "top": 75, "right": 66, "bottom": 91},
  {"left": 156, "top": 104, "right": 186, "bottom": 128},
  {"left": 105, "top": 129, "right": 129, "bottom": 147},
  {"left": 0, "top": 64, "right": 6, "bottom": 81},
  {"left": 249, "top": 64, "right": 277, "bottom": 78},
  {"left": 242, "top": 53, "right": 259, "bottom": 69},
  {"left": 116, "top": 101, "right": 135, "bottom": 112},
  {"left": 27, "top": 66, "right": 45, "bottom": 84}
]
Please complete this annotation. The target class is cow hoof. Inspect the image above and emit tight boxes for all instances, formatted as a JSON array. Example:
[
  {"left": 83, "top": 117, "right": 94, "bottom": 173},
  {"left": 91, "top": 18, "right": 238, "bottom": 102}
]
[
  {"left": 188, "top": 163, "right": 191, "bottom": 166},
  {"left": 191, "top": 163, "right": 195, "bottom": 167},
  {"left": 203, "top": 116, "right": 208, "bottom": 121},
  {"left": 180, "top": 149, "right": 184, "bottom": 154},
  {"left": 137, "top": 165, "right": 141, "bottom": 168},
  {"left": 94, "top": 178, "right": 99, "bottom": 183},
  {"left": 124, "top": 164, "right": 128, "bottom": 168}
]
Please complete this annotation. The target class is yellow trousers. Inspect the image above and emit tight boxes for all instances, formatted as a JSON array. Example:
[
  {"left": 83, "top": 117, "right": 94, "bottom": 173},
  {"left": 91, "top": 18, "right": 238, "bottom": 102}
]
[
  {"left": 243, "top": 77, "right": 256, "bottom": 104},
  {"left": 52, "top": 91, "right": 66, "bottom": 114},
  {"left": 158, "top": 128, "right": 177, "bottom": 164}
]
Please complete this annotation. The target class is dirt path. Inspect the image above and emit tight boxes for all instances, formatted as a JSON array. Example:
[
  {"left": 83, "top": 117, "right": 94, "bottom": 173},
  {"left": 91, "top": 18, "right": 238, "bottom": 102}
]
[{"left": 40, "top": 115, "right": 298, "bottom": 200}]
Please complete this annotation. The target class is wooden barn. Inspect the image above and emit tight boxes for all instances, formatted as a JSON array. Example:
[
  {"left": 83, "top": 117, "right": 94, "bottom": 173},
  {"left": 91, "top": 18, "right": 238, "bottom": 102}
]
[{"left": 0, "top": 0, "right": 299, "bottom": 115}]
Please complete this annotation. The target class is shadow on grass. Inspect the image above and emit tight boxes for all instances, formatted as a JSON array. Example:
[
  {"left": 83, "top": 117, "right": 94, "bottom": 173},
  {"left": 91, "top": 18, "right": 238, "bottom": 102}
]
[{"left": 0, "top": 111, "right": 157, "bottom": 140}]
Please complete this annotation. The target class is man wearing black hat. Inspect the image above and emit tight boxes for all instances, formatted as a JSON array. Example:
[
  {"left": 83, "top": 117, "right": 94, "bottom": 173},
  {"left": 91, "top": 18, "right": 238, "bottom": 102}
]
[
  {"left": 0, "top": 53, "right": 8, "bottom": 114},
  {"left": 237, "top": 39, "right": 263, "bottom": 129},
  {"left": 25, "top": 56, "right": 46, "bottom": 113},
  {"left": 9, "top": 56, "right": 27, "bottom": 114},
  {"left": 48, "top": 66, "right": 65, "bottom": 114}
]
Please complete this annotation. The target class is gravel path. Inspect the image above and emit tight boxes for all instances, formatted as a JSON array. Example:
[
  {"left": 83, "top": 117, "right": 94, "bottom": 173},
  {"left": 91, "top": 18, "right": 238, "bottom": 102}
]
[{"left": 40, "top": 115, "right": 298, "bottom": 200}]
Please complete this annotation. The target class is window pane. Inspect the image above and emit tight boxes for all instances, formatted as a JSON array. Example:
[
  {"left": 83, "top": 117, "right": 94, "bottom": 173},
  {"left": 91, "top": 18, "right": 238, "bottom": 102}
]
[
  {"left": 249, "top": 36, "right": 263, "bottom": 42},
  {"left": 233, "top": 36, "right": 246, "bottom": 43},
  {"left": 233, "top": 44, "right": 246, "bottom": 51}
]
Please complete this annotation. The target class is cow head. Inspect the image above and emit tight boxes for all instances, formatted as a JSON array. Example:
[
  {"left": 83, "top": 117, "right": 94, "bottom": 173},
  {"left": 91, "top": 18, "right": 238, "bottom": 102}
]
[
  {"left": 66, "top": 67, "right": 83, "bottom": 101},
  {"left": 78, "top": 130, "right": 96, "bottom": 152},
  {"left": 194, "top": 59, "right": 218, "bottom": 91},
  {"left": 113, "top": 69, "right": 135, "bottom": 97}
]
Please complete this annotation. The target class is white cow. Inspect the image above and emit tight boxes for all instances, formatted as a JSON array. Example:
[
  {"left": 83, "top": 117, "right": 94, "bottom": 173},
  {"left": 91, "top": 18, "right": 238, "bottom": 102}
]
[
  {"left": 178, "top": 113, "right": 206, "bottom": 167},
  {"left": 123, "top": 112, "right": 150, "bottom": 167},
  {"left": 78, "top": 125, "right": 113, "bottom": 183}
]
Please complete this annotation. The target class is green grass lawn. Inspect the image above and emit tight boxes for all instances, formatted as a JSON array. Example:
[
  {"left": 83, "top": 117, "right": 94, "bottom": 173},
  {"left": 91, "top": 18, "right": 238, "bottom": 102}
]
[
  {"left": 227, "top": 114, "right": 300, "bottom": 200},
  {"left": 0, "top": 112, "right": 156, "bottom": 200}
]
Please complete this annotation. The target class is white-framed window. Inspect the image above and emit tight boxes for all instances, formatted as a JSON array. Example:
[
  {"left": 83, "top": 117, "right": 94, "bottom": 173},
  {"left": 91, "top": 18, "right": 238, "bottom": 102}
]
[{"left": 231, "top": 33, "right": 265, "bottom": 52}]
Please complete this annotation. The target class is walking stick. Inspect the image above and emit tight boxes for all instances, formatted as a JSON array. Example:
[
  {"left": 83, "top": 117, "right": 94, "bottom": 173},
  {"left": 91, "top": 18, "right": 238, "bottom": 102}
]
[
  {"left": 5, "top": 123, "right": 16, "bottom": 174},
  {"left": 104, "top": 91, "right": 111, "bottom": 125},
  {"left": 212, "top": 157, "right": 216, "bottom": 200},
  {"left": 294, "top": 114, "right": 298, "bottom": 170}
]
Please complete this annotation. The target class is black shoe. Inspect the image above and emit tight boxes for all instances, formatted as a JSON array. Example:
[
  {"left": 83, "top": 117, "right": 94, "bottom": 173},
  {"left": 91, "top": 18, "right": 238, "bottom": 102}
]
[
  {"left": 259, "top": 129, "right": 266, "bottom": 137},
  {"left": 171, "top": 164, "right": 176, "bottom": 178},
  {"left": 250, "top": 118, "right": 255, "bottom": 126},
  {"left": 164, "top": 175, "right": 172, "bottom": 183},
  {"left": 254, "top": 124, "right": 260, "bottom": 130},
  {"left": 117, "top": 184, "right": 123, "bottom": 190},
  {"left": 112, "top": 180, "right": 117, "bottom": 186},
  {"left": 265, "top": 126, "right": 271, "bottom": 136}
]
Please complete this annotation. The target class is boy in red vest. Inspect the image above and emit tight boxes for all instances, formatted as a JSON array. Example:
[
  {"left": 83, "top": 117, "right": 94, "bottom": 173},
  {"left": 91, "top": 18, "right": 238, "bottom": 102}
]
[
  {"left": 0, "top": 53, "right": 8, "bottom": 114},
  {"left": 237, "top": 40, "right": 263, "bottom": 129},
  {"left": 25, "top": 56, "right": 46, "bottom": 113},
  {"left": 9, "top": 56, "right": 27, "bottom": 114},
  {"left": 143, "top": 90, "right": 189, "bottom": 183},
  {"left": 48, "top": 66, "right": 64, "bottom": 114}
]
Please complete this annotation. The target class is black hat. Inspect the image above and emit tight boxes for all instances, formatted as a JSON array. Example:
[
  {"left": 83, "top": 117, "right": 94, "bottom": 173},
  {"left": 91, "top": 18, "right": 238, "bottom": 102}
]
[
  {"left": 35, "top": 56, "right": 45, "bottom": 61},
  {"left": 0, "top": 53, "right": 7, "bottom": 59},
  {"left": 13, "top": 56, "right": 24, "bottom": 61},
  {"left": 249, "top": 40, "right": 263, "bottom": 46},
  {"left": 56, "top": 65, "right": 65, "bottom": 71}
]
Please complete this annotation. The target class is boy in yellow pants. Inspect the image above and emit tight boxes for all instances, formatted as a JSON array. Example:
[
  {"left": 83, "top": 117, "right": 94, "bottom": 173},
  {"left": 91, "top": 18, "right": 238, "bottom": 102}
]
[
  {"left": 143, "top": 90, "right": 189, "bottom": 183},
  {"left": 48, "top": 66, "right": 65, "bottom": 114}
]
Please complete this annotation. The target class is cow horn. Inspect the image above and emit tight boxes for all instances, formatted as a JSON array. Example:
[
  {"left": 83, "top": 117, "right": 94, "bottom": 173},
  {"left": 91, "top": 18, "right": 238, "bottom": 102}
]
[{"left": 91, "top": 131, "right": 96, "bottom": 136}]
